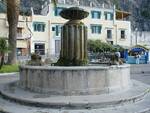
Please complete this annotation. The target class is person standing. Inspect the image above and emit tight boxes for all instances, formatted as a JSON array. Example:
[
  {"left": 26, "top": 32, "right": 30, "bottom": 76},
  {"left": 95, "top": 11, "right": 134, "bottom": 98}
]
[{"left": 135, "top": 53, "right": 140, "bottom": 64}]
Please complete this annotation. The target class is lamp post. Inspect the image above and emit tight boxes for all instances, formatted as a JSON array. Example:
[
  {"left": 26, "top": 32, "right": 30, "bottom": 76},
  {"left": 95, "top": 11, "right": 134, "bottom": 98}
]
[{"left": 135, "top": 28, "right": 138, "bottom": 45}]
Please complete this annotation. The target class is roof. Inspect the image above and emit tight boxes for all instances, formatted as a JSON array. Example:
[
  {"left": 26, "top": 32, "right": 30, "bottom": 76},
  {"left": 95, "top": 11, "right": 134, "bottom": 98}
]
[
  {"left": 116, "top": 10, "right": 131, "bottom": 19},
  {"left": 57, "top": 0, "right": 113, "bottom": 9},
  {"left": 129, "top": 45, "right": 150, "bottom": 51}
]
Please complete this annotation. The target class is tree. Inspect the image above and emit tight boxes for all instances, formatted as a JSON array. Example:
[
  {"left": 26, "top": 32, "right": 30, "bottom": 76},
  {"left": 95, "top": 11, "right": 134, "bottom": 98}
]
[
  {"left": 6, "top": 0, "right": 56, "bottom": 64},
  {"left": 0, "top": 38, "right": 8, "bottom": 69},
  {"left": 6, "top": 0, "right": 20, "bottom": 64},
  {"left": 112, "top": 0, "right": 120, "bottom": 9},
  {"left": 52, "top": 0, "right": 57, "bottom": 7},
  {"left": 87, "top": 40, "right": 115, "bottom": 53}
]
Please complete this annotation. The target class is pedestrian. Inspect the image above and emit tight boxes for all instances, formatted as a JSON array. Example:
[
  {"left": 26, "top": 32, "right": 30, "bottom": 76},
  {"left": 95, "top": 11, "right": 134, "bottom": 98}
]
[{"left": 135, "top": 53, "right": 140, "bottom": 64}]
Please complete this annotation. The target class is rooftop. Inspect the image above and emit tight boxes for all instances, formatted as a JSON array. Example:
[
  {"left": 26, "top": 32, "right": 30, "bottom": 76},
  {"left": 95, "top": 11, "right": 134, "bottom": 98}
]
[{"left": 45, "top": 0, "right": 114, "bottom": 9}]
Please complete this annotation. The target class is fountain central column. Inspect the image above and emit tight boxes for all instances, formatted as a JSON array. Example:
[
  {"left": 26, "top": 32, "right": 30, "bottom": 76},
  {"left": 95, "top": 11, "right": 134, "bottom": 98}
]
[{"left": 56, "top": 7, "right": 89, "bottom": 66}]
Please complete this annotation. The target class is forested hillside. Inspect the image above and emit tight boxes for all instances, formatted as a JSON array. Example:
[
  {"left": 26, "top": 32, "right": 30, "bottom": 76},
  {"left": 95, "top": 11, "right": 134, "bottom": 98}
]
[{"left": 1, "top": 0, "right": 149, "bottom": 31}]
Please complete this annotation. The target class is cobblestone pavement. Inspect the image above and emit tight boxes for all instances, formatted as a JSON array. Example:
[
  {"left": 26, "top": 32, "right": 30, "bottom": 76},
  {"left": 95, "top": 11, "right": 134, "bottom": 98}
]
[
  {"left": 0, "top": 64, "right": 150, "bottom": 113},
  {"left": 0, "top": 73, "right": 19, "bottom": 85},
  {"left": 131, "top": 72, "right": 150, "bottom": 85},
  {"left": 130, "top": 64, "right": 150, "bottom": 85}
]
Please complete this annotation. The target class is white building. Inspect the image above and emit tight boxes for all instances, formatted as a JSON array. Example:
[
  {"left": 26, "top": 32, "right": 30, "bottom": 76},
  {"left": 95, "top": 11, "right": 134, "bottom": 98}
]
[
  {"left": 31, "top": 0, "right": 131, "bottom": 56},
  {"left": 0, "top": 0, "right": 132, "bottom": 57},
  {"left": 0, "top": 13, "right": 32, "bottom": 56}
]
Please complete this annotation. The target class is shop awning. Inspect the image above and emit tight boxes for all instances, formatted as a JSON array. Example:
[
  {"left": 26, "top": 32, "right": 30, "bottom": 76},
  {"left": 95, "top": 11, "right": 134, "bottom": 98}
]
[{"left": 131, "top": 48, "right": 145, "bottom": 52}]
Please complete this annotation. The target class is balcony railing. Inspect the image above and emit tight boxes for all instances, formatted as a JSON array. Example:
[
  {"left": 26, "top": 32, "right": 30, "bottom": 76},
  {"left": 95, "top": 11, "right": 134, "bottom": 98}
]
[
  {"left": 17, "top": 33, "right": 22, "bottom": 37},
  {"left": 16, "top": 33, "right": 31, "bottom": 40}
]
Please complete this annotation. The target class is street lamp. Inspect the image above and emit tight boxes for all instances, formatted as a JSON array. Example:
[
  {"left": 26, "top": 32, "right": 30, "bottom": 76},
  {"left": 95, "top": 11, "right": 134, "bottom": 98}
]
[{"left": 135, "top": 28, "right": 138, "bottom": 45}]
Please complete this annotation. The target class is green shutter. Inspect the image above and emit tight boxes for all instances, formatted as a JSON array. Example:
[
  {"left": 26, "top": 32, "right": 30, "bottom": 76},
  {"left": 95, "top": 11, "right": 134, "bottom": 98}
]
[{"left": 56, "top": 25, "right": 59, "bottom": 36}]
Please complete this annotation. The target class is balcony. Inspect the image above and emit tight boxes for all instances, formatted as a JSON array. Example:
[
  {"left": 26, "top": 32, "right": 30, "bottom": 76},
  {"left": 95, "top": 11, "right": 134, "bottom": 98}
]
[
  {"left": 17, "top": 33, "right": 31, "bottom": 40},
  {"left": 17, "top": 33, "right": 22, "bottom": 37},
  {"left": 6, "top": 21, "right": 26, "bottom": 28},
  {"left": 116, "top": 10, "right": 131, "bottom": 21}
]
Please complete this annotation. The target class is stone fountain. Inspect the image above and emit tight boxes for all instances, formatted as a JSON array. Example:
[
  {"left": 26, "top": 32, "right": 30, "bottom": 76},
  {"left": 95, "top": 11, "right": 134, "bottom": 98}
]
[
  {"left": 56, "top": 7, "right": 89, "bottom": 66},
  {"left": 19, "top": 7, "right": 131, "bottom": 95},
  {"left": 0, "top": 7, "right": 149, "bottom": 113}
]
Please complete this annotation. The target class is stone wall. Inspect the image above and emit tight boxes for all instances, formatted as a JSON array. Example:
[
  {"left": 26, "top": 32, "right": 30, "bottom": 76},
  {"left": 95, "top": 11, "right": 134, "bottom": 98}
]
[{"left": 19, "top": 64, "right": 131, "bottom": 96}]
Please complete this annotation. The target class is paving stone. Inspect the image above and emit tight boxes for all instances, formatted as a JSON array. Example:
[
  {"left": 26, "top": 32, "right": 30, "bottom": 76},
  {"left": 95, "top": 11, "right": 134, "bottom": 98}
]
[{"left": 0, "top": 65, "right": 150, "bottom": 113}]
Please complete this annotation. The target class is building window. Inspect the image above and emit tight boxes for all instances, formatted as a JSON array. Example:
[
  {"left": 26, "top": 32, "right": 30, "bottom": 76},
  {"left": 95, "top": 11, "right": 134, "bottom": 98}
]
[
  {"left": 121, "top": 30, "right": 125, "bottom": 39},
  {"left": 55, "top": 25, "right": 62, "bottom": 36},
  {"left": 91, "top": 11, "right": 101, "bottom": 19},
  {"left": 34, "top": 43, "right": 45, "bottom": 55},
  {"left": 55, "top": 7, "right": 65, "bottom": 16},
  {"left": 107, "top": 30, "right": 112, "bottom": 39},
  {"left": 55, "top": 40, "right": 61, "bottom": 54},
  {"left": 17, "top": 28, "right": 23, "bottom": 37},
  {"left": 33, "top": 22, "right": 45, "bottom": 32},
  {"left": 104, "top": 12, "right": 113, "bottom": 20},
  {"left": 91, "top": 25, "right": 102, "bottom": 34},
  {"left": 52, "top": 27, "right": 55, "bottom": 31}
]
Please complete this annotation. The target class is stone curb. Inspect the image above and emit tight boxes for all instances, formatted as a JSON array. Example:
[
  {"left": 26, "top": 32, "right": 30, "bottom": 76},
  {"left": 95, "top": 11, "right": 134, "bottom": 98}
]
[
  {"left": 0, "top": 72, "right": 19, "bottom": 76},
  {"left": 138, "top": 108, "right": 150, "bottom": 113},
  {"left": 0, "top": 84, "right": 150, "bottom": 109}
]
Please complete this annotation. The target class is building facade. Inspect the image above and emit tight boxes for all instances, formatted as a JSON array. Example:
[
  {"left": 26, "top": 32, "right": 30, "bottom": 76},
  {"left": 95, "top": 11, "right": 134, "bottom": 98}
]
[
  {"left": 34, "top": 1, "right": 131, "bottom": 56},
  {"left": 0, "top": 13, "right": 32, "bottom": 56},
  {"left": 0, "top": 0, "right": 131, "bottom": 58}
]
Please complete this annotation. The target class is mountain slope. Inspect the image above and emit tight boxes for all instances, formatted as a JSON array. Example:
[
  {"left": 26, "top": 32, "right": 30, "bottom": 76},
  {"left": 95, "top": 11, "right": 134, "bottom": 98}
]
[{"left": 15, "top": 0, "right": 150, "bottom": 31}]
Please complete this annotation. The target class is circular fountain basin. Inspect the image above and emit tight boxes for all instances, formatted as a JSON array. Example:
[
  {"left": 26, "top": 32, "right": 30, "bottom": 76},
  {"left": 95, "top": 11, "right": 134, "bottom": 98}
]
[{"left": 19, "top": 64, "right": 131, "bottom": 96}]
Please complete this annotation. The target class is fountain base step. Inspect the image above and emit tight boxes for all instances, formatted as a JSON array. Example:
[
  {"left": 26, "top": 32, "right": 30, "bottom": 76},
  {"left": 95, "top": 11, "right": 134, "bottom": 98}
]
[{"left": 0, "top": 80, "right": 150, "bottom": 110}]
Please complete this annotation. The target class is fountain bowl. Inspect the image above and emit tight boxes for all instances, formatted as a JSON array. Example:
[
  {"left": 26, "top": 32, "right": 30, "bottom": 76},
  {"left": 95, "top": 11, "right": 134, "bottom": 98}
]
[
  {"left": 19, "top": 64, "right": 131, "bottom": 96},
  {"left": 60, "top": 7, "right": 89, "bottom": 20}
]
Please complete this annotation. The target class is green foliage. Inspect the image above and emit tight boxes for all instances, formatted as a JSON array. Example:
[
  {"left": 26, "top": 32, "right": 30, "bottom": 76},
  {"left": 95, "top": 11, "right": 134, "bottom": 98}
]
[
  {"left": 0, "top": 38, "right": 9, "bottom": 69},
  {"left": 31, "top": 53, "right": 41, "bottom": 61},
  {"left": 112, "top": 0, "right": 120, "bottom": 9},
  {"left": 88, "top": 40, "right": 125, "bottom": 53},
  {"left": 87, "top": 40, "right": 116, "bottom": 53},
  {"left": 141, "top": 10, "right": 150, "bottom": 19},
  {"left": 55, "top": 57, "right": 88, "bottom": 66},
  {"left": 112, "top": 45, "right": 125, "bottom": 52},
  {"left": 51, "top": 0, "right": 57, "bottom": 7},
  {"left": 87, "top": 40, "right": 125, "bottom": 65},
  {"left": 27, "top": 53, "right": 44, "bottom": 66},
  {"left": 0, "top": 38, "right": 8, "bottom": 54},
  {"left": 0, "top": 64, "right": 19, "bottom": 73}
]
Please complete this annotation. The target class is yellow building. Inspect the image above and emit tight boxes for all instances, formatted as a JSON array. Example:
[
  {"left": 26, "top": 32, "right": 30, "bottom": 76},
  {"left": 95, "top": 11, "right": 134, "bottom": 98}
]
[{"left": 0, "top": 13, "right": 32, "bottom": 56}]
